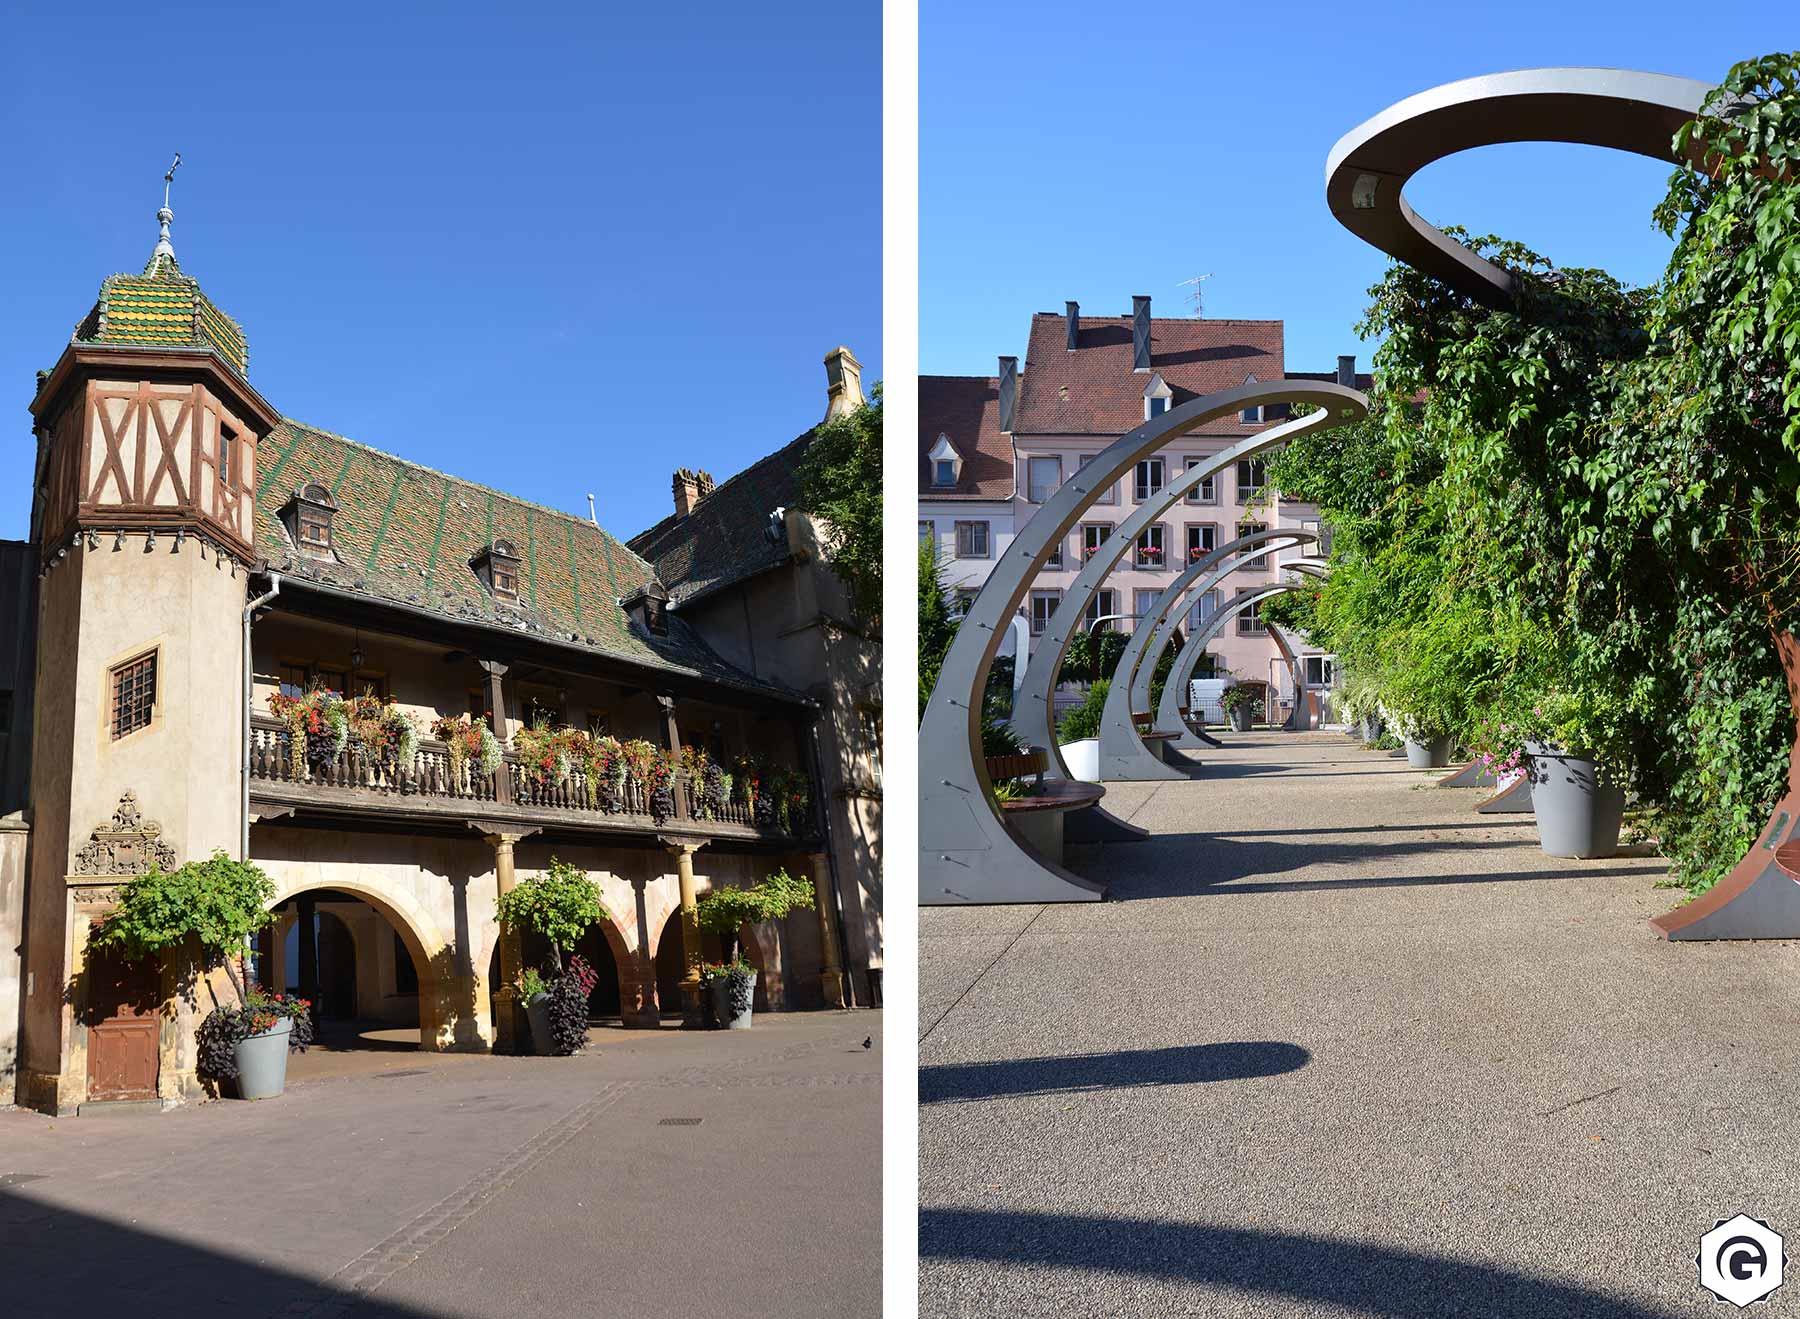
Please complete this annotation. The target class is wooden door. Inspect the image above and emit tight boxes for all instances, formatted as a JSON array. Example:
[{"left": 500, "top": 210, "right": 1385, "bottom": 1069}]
[{"left": 85, "top": 944, "right": 161, "bottom": 1101}]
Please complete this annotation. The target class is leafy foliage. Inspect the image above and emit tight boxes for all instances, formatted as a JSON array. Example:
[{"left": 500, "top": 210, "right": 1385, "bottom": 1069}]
[
  {"left": 495, "top": 857, "right": 608, "bottom": 969},
  {"left": 1276, "top": 53, "right": 1800, "bottom": 893},
  {"left": 796, "top": 383, "right": 883, "bottom": 623},
  {"left": 694, "top": 868, "right": 816, "bottom": 964},
  {"left": 1057, "top": 679, "right": 1109, "bottom": 743},
  {"left": 89, "top": 851, "right": 276, "bottom": 1003},
  {"left": 919, "top": 539, "right": 959, "bottom": 721}
]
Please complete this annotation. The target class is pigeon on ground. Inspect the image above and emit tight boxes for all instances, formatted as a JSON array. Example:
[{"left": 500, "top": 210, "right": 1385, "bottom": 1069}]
[{"left": 862, "top": 1036, "right": 872, "bottom": 1049}]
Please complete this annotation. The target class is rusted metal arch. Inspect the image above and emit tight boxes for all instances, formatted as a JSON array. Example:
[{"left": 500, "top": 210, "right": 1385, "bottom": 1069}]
[
  {"left": 1328, "top": 66, "right": 1800, "bottom": 937},
  {"left": 1098, "top": 532, "right": 1316, "bottom": 780},
  {"left": 921, "top": 380, "right": 1366, "bottom": 906}
]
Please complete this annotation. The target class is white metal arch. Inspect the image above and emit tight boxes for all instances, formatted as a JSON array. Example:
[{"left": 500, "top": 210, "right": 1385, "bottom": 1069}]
[{"left": 920, "top": 380, "right": 1366, "bottom": 905}]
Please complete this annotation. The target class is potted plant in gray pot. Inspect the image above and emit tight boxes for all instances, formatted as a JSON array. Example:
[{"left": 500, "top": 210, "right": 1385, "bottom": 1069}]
[
  {"left": 694, "top": 868, "right": 816, "bottom": 1029},
  {"left": 1518, "top": 691, "right": 1630, "bottom": 859},
  {"left": 1221, "top": 683, "right": 1260, "bottom": 732},
  {"left": 495, "top": 857, "right": 611, "bottom": 1055},
  {"left": 89, "top": 850, "right": 313, "bottom": 1100}
]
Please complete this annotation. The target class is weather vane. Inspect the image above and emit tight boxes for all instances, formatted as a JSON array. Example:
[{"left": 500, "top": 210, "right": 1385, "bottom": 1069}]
[{"left": 163, "top": 153, "right": 182, "bottom": 209}]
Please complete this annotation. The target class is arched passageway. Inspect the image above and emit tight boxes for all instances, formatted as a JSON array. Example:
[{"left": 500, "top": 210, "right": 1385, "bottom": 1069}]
[
  {"left": 260, "top": 888, "right": 428, "bottom": 1052},
  {"left": 652, "top": 908, "right": 769, "bottom": 1016},
  {"left": 514, "top": 925, "right": 624, "bottom": 1020}
]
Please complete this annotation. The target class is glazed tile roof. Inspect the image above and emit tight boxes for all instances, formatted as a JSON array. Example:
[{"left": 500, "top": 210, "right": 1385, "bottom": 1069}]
[
  {"left": 72, "top": 251, "right": 250, "bottom": 377},
  {"left": 917, "top": 375, "right": 1015, "bottom": 500},
  {"left": 1014, "top": 313, "right": 1284, "bottom": 436},
  {"left": 254, "top": 419, "right": 802, "bottom": 700},
  {"left": 628, "top": 430, "right": 813, "bottom": 608}
]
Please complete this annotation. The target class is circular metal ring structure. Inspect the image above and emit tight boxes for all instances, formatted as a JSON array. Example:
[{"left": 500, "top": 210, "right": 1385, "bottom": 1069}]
[
  {"left": 921, "top": 380, "right": 1367, "bottom": 905},
  {"left": 1326, "top": 67, "right": 1710, "bottom": 309},
  {"left": 1329, "top": 65, "right": 1800, "bottom": 939},
  {"left": 1098, "top": 532, "right": 1316, "bottom": 780},
  {"left": 1158, "top": 582, "right": 1313, "bottom": 739}
]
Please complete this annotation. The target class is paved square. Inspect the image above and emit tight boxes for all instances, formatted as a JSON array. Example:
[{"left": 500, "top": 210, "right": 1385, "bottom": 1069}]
[
  {"left": 920, "top": 732, "right": 1800, "bottom": 1316},
  {"left": 0, "top": 1012, "right": 879, "bottom": 1319}
]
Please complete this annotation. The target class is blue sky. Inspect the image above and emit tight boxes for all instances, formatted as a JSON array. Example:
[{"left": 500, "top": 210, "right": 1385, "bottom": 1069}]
[
  {"left": 923, "top": 0, "right": 1788, "bottom": 379},
  {"left": 0, "top": 2, "right": 880, "bottom": 544}
]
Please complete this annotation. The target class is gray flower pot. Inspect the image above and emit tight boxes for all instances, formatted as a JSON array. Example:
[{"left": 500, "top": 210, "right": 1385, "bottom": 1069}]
[
  {"left": 1361, "top": 714, "right": 1384, "bottom": 742},
  {"left": 1229, "top": 705, "right": 1254, "bottom": 732},
  {"left": 526, "top": 991, "right": 554, "bottom": 1055},
  {"left": 1404, "top": 736, "right": 1452, "bottom": 769},
  {"left": 1526, "top": 741, "right": 1625, "bottom": 858},
  {"left": 234, "top": 1018, "right": 292, "bottom": 1100},
  {"left": 709, "top": 968, "right": 758, "bottom": 1030}
]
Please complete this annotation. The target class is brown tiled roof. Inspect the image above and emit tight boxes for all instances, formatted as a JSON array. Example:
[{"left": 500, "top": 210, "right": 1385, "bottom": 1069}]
[
  {"left": 254, "top": 419, "right": 800, "bottom": 699},
  {"left": 918, "top": 375, "right": 1014, "bottom": 499},
  {"left": 1013, "top": 314, "right": 1284, "bottom": 436},
  {"left": 628, "top": 431, "right": 811, "bottom": 608}
]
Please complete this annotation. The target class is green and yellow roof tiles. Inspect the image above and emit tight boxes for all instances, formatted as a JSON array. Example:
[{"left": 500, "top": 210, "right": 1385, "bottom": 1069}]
[
  {"left": 252, "top": 419, "right": 796, "bottom": 699},
  {"left": 73, "top": 254, "right": 250, "bottom": 377}
]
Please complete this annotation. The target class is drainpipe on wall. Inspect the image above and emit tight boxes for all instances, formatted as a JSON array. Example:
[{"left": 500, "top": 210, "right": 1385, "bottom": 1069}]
[
  {"left": 241, "top": 573, "right": 281, "bottom": 861},
  {"left": 806, "top": 713, "right": 859, "bottom": 1007}
]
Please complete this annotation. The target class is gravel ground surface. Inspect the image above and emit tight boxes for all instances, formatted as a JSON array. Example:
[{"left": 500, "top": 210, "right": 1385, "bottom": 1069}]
[
  {"left": 920, "top": 731, "right": 1800, "bottom": 1317},
  {"left": 0, "top": 1010, "right": 880, "bottom": 1318}
]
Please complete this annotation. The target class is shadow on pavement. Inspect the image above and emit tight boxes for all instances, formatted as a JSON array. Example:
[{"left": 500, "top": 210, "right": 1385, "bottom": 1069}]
[
  {"left": 920, "top": 1041, "right": 1309, "bottom": 1105},
  {"left": 919, "top": 1207, "right": 1674, "bottom": 1318},
  {"left": 0, "top": 1188, "right": 446, "bottom": 1318}
]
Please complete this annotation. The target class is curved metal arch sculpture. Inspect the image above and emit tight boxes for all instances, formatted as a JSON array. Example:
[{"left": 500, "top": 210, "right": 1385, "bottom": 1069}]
[
  {"left": 1265, "top": 623, "right": 1317, "bottom": 731},
  {"left": 1158, "top": 582, "right": 1309, "bottom": 740},
  {"left": 921, "top": 380, "right": 1366, "bottom": 906},
  {"left": 1328, "top": 67, "right": 1800, "bottom": 939},
  {"left": 1099, "top": 532, "right": 1316, "bottom": 780},
  {"left": 1013, "top": 393, "right": 1366, "bottom": 781},
  {"left": 1326, "top": 68, "right": 1711, "bottom": 310}
]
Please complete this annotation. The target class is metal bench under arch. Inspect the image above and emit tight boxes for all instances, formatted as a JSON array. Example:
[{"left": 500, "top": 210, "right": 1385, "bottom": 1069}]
[
  {"left": 921, "top": 380, "right": 1366, "bottom": 906},
  {"left": 1327, "top": 66, "right": 1800, "bottom": 938},
  {"left": 1098, "top": 531, "right": 1316, "bottom": 780}
]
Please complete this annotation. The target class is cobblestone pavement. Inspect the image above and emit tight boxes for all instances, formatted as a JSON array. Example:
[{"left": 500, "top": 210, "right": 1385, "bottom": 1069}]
[
  {"left": 920, "top": 732, "right": 1800, "bottom": 1317},
  {"left": 0, "top": 1011, "right": 880, "bottom": 1319}
]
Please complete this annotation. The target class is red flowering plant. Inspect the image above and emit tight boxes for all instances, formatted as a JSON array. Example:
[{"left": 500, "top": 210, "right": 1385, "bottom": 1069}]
[
  {"left": 1136, "top": 544, "right": 1164, "bottom": 566},
  {"left": 343, "top": 693, "right": 420, "bottom": 770},
  {"left": 431, "top": 714, "right": 504, "bottom": 783},
  {"left": 680, "top": 745, "right": 731, "bottom": 820},
  {"left": 620, "top": 738, "right": 676, "bottom": 821},
  {"left": 268, "top": 685, "right": 348, "bottom": 778}
]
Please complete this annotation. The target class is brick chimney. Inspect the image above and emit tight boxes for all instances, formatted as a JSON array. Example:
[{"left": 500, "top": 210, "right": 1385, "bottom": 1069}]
[
  {"left": 824, "top": 345, "right": 864, "bottom": 421},
  {"left": 1065, "top": 301, "right": 1080, "bottom": 351},
  {"left": 1337, "top": 354, "right": 1357, "bottom": 387},
  {"left": 1132, "top": 295, "right": 1152, "bottom": 372},
  {"left": 672, "top": 467, "right": 702, "bottom": 518},
  {"left": 997, "top": 356, "right": 1018, "bottom": 433}
]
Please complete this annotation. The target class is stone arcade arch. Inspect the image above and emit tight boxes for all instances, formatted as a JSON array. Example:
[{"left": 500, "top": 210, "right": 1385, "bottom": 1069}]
[
  {"left": 262, "top": 874, "right": 463, "bottom": 1050},
  {"left": 1325, "top": 67, "right": 1800, "bottom": 940},
  {"left": 920, "top": 380, "right": 1367, "bottom": 906},
  {"left": 1097, "top": 531, "right": 1316, "bottom": 781}
]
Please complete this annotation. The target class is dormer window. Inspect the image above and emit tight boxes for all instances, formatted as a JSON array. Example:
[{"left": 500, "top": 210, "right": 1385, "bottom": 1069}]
[
  {"left": 927, "top": 434, "right": 962, "bottom": 488},
  {"left": 1241, "top": 375, "right": 1263, "bottom": 424},
  {"left": 471, "top": 538, "right": 524, "bottom": 604},
  {"left": 281, "top": 482, "right": 339, "bottom": 560},
  {"left": 1144, "top": 372, "right": 1173, "bottom": 421},
  {"left": 622, "top": 582, "right": 671, "bottom": 637}
]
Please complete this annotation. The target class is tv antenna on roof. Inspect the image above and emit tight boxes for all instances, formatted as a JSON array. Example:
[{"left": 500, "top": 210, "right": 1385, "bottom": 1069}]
[{"left": 1177, "top": 272, "right": 1213, "bottom": 317}]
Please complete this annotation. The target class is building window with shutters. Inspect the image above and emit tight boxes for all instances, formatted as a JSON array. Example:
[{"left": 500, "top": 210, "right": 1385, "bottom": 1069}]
[
  {"left": 1026, "top": 456, "right": 1062, "bottom": 504},
  {"left": 954, "top": 521, "right": 990, "bottom": 559},
  {"left": 109, "top": 650, "right": 158, "bottom": 740}
]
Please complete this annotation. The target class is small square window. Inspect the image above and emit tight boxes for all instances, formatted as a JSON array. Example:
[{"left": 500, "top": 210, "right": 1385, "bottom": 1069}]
[
  {"left": 1026, "top": 456, "right": 1062, "bottom": 504},
  {"left": 1134, "top": 459, "right": 1165, "bottom": 502},
  {"left": 933, "top": 459, "right": 957, "bottom": 487},
  {"left": 1186, "top": 524, "right": 1217, "bottom": 563},
  {"left": 1184, "top": 458, "right": 1218, "bottom": 505},
  {"left": 954, "top": 521, "right": 990, "bottom": 559},
  {"left": 110, "top": 651, "right": 157, "bottom": 740},
  {"left": 1029, "top": 590, "right": 1061, "bottom": 635}
]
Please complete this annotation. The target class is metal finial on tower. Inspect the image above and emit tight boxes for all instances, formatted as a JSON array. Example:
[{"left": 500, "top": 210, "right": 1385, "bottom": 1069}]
[{"left": 153, "top": 153, "right": 181, "bottom": 263}]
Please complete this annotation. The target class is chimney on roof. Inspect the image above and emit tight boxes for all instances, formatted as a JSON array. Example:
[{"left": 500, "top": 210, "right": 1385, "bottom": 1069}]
[
  {"left": 1337, "top": 354, "right": 1357, "bottom": 387},
  {"left": 1065, "top": 301, "right": 1079, "bottom": 352},
  {"left": 997, "top": 356, "right": 1018, "bottom": 433},
  {"left": 672, "top": 467, "right": 713, "bottom": 518},
  {"left": 824, "top": 345, "right": 864, "bottom": 421},
  {"left": 1132, "top": 296, "right": 1152, "bottom": 372}
]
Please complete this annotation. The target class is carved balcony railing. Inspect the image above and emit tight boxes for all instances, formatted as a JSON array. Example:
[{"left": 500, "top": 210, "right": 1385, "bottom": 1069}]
[{"left": 247, "top": 715, "right": 816, "bottom": 840}]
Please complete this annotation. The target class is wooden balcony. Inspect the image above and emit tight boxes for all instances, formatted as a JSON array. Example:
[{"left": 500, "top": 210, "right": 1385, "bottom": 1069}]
[{"left": 247, "top": 715, "right": 816, "bottom": 846}]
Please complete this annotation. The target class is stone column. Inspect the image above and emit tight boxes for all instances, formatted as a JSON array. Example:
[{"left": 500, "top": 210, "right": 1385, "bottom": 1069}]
[
  {"left": 666, "top": 840, "right": 705, "bottom": 1027},
  {"left": 623, "top": 877, "right": 660, "bottom": 1029},
  {"left": 810, "top": 851, "right": 846, "bottom": 1009},
  {"left": 485, "top": 831, "right": 529, "bottom": 1053}
]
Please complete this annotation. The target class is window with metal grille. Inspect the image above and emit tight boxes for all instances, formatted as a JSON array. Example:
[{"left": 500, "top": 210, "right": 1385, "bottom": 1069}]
[{"left": 110, "top": 652, "right": 157, "bottom": 739}]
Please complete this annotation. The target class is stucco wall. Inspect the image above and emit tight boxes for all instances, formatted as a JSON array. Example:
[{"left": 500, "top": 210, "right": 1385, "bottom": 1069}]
[{"left": 0, "top": 819, "right": 27, "bottom": 1101}]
